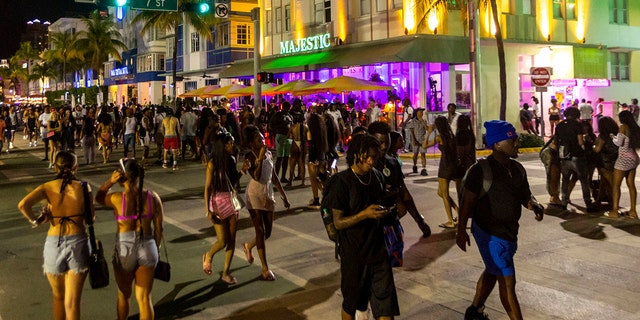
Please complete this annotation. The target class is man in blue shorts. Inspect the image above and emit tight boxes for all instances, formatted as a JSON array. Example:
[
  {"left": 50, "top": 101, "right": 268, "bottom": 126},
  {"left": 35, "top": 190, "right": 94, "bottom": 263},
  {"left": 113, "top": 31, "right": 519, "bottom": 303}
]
[{"left": 456, "top": 120, "right": 544, "bottom": 320}]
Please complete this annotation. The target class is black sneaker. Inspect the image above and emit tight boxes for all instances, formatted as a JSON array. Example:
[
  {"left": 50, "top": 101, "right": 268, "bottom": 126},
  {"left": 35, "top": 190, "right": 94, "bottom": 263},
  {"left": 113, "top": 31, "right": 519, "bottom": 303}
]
[
  {"left": 420, "top": 169, "right": 428, "bottom": 176},
  {"left": 465, "top": 305, "right": 490, "bottom": 320},
  {"left": 412, "top": 165, "right": 418, "bottom": 173}
]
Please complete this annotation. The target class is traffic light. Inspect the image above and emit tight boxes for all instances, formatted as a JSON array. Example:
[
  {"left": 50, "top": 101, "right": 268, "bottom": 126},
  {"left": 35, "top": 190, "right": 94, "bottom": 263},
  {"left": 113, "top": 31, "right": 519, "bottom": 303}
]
[
  {"left": 115, "top": 0, "right": 128, "bottom": 6},
  {"left": 198, "top": 2, "right": 210, "bottom": 13},
  {"left": 180, "top": 1, "right": 211, "bottom": 13},
  {"left": 257, "top": 72, "right": 273, "bottom": 83}
]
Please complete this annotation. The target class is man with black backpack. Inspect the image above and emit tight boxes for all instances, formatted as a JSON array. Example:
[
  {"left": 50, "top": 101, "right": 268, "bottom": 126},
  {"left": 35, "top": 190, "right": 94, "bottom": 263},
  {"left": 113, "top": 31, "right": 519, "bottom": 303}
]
[
  {"left": 457, "top": 120, "right": 543, "bottom": 320},
  {"left": 554, "top": 107, "right": 595, "bottom": 211}
]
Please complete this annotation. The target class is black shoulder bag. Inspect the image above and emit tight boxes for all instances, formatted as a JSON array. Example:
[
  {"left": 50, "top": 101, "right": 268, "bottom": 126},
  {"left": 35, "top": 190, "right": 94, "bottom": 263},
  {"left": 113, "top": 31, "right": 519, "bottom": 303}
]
[
  {"left": 142, "top": 191, "right": 171, "bottom": 282},
  {"left": 83, "top": 182, "right": 110, "bottom": 289}
]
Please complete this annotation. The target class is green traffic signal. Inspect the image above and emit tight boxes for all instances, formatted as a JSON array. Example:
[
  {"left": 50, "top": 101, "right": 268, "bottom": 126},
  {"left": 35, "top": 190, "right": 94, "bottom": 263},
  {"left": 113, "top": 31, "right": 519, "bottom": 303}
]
[
  {"left": 198, "top": 2, "right": 210, "bottom": 13},
  {"left": 115, "top": 0, "right": 128, "bottom": 6}
]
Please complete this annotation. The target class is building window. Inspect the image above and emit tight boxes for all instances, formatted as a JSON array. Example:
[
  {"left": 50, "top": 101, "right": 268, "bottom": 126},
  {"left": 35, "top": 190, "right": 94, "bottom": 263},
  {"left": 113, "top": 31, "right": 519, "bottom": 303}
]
[
  {"left": 552, "top": 0, "right": 562, "bottom": 18},
  {"left": 523, "top": 0, "right": 536, "bottom": 15},
  {"left": 315, "top": 0, "right": 332, "bottom": 24},
  {"left": 266, "top": 9, "right": 272, "bottom": 35},
  {"left": 237, "top": 24, "right": 251, "bottom": 45},
  {"left": 566, "top": 0, "right": 576, "bottom": 20},
  {"left": 275, "top": 7, "right": 282, "bottom": 33},
  {"left": 553, "top": 0, "right": 576, "bottom": 20},
  {"left": 393, "top": 0, "right": 402, "bottom": 9},
  {"left": 360, "top": 0, "right": 370, "bottom": 15},
  {"left": 185, "top": 81, "right": 197, "bottom": 92},
  {"left": 284, "top": 5, "right": 291, "bottom": 32},
  {"left": 611, "top": 52, "right": 629, "bottom": 81},
  {"left": 216, "top": 23, "right": 229, "bottom": 48},
  {"left": 610, "top": 0, "right": 628, "bottom": 25},
  {"left": 376, "top": 0, "right": 387, "bottom": 12},
  {"left": 191, "top": 32, "right": 200, "bottom": 52},
  {"left": 136, "top": 53, "right": 165, "bottom": 73}
]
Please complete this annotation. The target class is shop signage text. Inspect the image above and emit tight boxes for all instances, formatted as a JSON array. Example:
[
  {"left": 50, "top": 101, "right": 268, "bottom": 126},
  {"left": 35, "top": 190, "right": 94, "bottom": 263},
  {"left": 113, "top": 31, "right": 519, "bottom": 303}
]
[
  {"left": 280, "top": 33, "right": 331, "bottom": 55},
  {"left": 110, "top": 67, "right": 129, "bottom": 77},
  {"left": 583, "top": 79, "right": 610, "bottom": 87}
]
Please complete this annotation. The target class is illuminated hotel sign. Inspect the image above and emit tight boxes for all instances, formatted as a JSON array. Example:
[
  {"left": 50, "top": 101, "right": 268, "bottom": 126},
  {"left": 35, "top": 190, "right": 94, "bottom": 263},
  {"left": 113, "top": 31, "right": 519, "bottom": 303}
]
[
  {"left": 110, "top": 67, "right": 129, "bottom": 77},
  {"left": 280, "top": 33, "right": 331, "bottom": 55}
]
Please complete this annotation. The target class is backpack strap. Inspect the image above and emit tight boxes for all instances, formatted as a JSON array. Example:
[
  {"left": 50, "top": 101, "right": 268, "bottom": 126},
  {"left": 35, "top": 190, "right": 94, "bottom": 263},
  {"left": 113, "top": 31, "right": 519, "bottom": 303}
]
[{"left": 478, "top": 158, "right": 492, "bottom": 199}]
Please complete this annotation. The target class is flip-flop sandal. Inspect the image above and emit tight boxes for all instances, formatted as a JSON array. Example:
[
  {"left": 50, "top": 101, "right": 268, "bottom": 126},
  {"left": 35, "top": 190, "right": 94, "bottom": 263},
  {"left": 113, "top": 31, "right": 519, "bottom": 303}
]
[
  {"left": 221, "top": 275, "right": 237, "bottom": 285},
  {"left": 438, "top": 222, "right": 456, "bottom": 229},
  {"left": 603, "top": 211, "right": 622, "bottom": 218},
  {"left": 261, "top": 270, "right": 276, "bottom": 281},
  {"left": 243, "top": 243, "right": 254, "bottom": 264}
]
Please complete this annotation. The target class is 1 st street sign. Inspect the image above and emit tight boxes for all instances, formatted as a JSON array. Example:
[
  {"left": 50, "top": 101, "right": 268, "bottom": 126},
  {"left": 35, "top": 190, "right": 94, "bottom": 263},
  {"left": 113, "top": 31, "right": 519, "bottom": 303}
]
[{"left": 131, "top": 0, "right": 178, "bottom": 11}]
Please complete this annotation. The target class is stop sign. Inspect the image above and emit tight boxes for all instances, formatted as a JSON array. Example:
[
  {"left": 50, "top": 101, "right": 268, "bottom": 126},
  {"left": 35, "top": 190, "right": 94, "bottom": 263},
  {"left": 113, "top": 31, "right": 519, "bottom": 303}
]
[{"left": 530, "top": 67, "right": 552, "bottom": 87}]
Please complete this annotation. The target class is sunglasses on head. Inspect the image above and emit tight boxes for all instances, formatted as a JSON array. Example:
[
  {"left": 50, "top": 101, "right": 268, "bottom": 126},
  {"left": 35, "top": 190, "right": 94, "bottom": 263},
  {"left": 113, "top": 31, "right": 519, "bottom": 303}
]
[{"left": 119, "top": 158, "right": 134, "bottom": 173}]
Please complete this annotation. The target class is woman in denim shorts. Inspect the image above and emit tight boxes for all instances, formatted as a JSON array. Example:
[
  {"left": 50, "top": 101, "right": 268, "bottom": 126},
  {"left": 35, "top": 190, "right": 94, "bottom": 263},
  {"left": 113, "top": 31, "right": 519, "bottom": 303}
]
[
  {"left": 96, "top": 158, "right": 164, "bottom": 320},
  {"left": 18, "top": 151, "right": 91, "bottom": 320}
]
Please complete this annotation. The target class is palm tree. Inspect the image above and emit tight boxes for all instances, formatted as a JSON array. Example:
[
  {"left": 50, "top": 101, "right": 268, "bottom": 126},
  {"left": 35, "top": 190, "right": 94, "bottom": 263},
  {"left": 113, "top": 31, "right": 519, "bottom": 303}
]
[
  {"left": 416, "top": 0, "right": 507, "bottom": 120},
  {"left": 14, "top": 42, "right": 41, "bottom": 100},
  {"left": 132, "top": 0, "right": 216, "bottom": 108},
  {"left": 0, "top": 57, "right": 23, "bottom": 97},
  {"left": 32, "top": 62, "right": 58, "bottom": 103},
  {"left": 44, "top": 30, "right": 83, "bottom": 91},
  {"left": 76, "top": 11, "right": 128, "bottom": 87}
]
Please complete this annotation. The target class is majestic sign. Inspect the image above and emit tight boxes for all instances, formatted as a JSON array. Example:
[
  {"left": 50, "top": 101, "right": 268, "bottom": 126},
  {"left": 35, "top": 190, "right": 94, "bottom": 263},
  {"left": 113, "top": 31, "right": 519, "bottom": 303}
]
[
  {"left": 280, "top": 33, "right": 331, "bottom": 55},
  {"left": 530, "top": 67, "right": 552, "bottom": 87}
]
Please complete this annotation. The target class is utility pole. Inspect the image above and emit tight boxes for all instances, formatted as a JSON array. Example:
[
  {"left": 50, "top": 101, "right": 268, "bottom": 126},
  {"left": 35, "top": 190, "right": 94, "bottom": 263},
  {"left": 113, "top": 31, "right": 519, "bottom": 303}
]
[
  {"left": 469, "top": 0, "right": 483, "bottom": 148},
  {"left": 251, "top": 7, "right": 262, "bottom": 114}
]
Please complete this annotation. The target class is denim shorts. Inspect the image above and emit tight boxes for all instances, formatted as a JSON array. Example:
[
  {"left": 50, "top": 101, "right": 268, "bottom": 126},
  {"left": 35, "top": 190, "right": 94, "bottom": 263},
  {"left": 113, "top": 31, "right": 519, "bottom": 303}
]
[
  {"left": 472, "top": 224, "right": 517, "bottom": 277},
  {"left": 113, "top": 231, "right": 158, "bottom": 272},
  {"left": 124, "top": 133, "right": 136, "bottom": 149},
  {"left": 43, "top": 233, "right": 90, "bottom": 275}
]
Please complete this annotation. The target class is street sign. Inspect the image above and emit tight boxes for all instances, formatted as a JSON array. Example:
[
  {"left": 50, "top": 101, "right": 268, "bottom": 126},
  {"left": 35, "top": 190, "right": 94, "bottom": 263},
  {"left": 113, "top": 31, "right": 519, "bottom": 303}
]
[
  {"left": 215, "top": 2, "right": 229, "bottom": 18},
  {"left": 530, "top": 67, "right": 552, "bottom": 87},
  {"left": 131, "top": 0, "right": 178, "bottom": 12}
]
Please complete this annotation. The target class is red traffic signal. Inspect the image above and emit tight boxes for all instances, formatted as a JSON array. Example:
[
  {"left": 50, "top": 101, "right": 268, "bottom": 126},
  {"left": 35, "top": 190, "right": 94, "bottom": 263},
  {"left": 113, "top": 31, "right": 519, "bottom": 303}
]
[{"left": 256, "top": 72, "right": 273, "bottom": 83}]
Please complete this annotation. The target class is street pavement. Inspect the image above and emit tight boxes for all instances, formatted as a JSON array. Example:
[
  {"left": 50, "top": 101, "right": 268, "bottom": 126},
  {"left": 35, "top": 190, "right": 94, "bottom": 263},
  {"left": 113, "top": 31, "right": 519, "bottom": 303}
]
[{"left": 2, "top": 136, "right": 640, "bottom": 320}]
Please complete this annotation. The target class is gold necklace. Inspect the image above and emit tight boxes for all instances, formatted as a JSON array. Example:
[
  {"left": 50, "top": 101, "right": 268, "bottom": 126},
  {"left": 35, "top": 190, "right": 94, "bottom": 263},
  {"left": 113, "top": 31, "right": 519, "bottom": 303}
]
[{"left": 351, "top": 167, "right": 372, "bottom": 185}]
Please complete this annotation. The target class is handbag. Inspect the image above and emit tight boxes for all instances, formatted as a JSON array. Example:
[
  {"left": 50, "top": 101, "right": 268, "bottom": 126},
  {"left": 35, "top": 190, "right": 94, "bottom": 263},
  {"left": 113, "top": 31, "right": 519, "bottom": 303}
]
[
  {"left": 154, "top": 237, "right": 171, "bottom": 282},
  {"left": 83, "top": 182, "right": 110, "bottom": 289},
  {"left": 46, "top": 131, "right": 56, "bottom": 138},
  {"left": 210, "top": 192, "right": 238, "bottom": 219},
  {"left": 208, "top": 173, "right": 244, "bottom": 219}
]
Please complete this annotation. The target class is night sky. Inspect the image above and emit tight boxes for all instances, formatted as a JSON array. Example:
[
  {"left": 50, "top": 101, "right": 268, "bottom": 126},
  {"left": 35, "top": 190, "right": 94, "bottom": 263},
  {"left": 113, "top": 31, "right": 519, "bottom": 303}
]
[{"left": 0, "top": 0, "right": 96, "bottom": 58}]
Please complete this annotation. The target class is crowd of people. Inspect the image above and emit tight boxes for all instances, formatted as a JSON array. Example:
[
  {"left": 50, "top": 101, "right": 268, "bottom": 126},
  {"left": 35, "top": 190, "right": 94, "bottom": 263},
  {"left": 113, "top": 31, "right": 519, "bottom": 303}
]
[
  {"left": 14, "top": 93, "right": 640, "bottom": 320},
  {"left": 539, "top": 97, "right": 640, "bottom": 218}
]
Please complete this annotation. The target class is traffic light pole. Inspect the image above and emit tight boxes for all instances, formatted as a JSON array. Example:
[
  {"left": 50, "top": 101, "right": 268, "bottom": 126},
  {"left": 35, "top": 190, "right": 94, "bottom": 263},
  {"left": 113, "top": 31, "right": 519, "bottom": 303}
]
[{"left": 251, "top": 7, "right": 262, "bottom": 115}]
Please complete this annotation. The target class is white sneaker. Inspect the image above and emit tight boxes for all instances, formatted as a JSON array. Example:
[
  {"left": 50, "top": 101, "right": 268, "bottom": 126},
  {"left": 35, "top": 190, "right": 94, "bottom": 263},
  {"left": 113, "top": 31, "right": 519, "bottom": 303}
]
[{"left": 9, "top": 142, "right": 14, "bottom": 149}]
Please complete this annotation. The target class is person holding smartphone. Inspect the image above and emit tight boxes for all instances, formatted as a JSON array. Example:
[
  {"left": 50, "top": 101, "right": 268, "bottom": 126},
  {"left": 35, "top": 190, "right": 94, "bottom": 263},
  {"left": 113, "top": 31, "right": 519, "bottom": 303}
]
[{"left": 324, "top": 133, "right": 400, "bottom": 320}]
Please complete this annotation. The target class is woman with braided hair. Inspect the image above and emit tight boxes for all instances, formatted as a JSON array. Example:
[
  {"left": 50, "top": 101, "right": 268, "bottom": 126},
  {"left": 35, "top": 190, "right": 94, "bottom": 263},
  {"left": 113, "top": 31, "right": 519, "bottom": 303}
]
[
  {"left": 18, "top": 151, "right": 91, "bottom": 320},
  {"left": 96, "top": 158, "right": 164, "bottom": 320}
]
